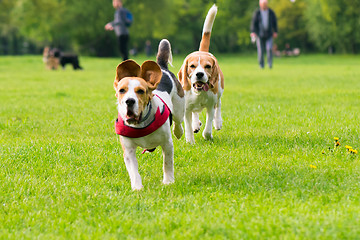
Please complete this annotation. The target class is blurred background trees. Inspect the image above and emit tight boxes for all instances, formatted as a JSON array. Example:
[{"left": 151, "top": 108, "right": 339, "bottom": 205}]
[
  {"left": 0, "top": 0, "right": 359, "bottom": 56},
  {"left": 304, "top": 0, "right": 360, "bottom": 54}
]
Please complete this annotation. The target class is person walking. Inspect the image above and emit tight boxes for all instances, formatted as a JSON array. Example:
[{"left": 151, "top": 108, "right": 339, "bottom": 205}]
[
  {"left": 105, "top": 0, "right": 130, "bottom": 61},
  {"left": 250, "top": 0, "right": 278, "bottom": 69}
]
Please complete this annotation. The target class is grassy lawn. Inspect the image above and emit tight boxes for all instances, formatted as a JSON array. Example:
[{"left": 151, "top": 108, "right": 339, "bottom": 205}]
[{"left": 1, "top": 53, "right": 360, "bottom": 239}]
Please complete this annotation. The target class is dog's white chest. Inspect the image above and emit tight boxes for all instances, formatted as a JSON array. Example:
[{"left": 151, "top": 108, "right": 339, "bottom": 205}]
[{"left": 185, "top": 90, "right": 217, "bottom": 112}]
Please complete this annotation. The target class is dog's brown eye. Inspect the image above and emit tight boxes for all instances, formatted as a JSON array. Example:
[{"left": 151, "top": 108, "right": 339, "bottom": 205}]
[
  {"left": 136, "top": 89, "right": 145, "bottom": 94},
  {"left": 205, "top": 65, "right": 211, "bottom": 69},
  {"left": 190, "top": 64, "right": 196, "bottom": 68},
  {"left": 119, "top": 89, "right": 126, "bottom": 94}
]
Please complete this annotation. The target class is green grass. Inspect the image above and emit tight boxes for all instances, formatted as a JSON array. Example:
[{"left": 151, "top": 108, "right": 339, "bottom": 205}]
[{"left": 1, "top": 54, "right": 360, "bottom": 239}]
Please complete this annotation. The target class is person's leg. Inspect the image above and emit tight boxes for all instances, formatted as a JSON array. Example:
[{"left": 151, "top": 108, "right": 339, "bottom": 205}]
[
  {"left": 266, "top": 37, "right": 273, "bottom": 68},
  {"left": 118, "top": 35, "right": 129, "bottom": 61},
  {"left": 256, "top": 37, "right": 266, "bottom": 68}
]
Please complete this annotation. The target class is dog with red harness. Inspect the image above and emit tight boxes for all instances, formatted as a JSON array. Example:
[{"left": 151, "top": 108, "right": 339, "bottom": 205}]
[{"left": 113, "top": 39, "right": 184, "bottom": 190}]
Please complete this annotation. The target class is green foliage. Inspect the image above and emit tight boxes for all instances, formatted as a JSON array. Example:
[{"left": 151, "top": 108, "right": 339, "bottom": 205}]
[
  {"left": 213, "top": 0, "right": 257, "bottom": 52},
  {"left": 271, "top": 0, "right": 309, "bottom": 51},
  {"left": 60, "top": 0, "right": 118, "bottom": 55},
  {"left": 0, "top": 1, "right": 26, "bottom": 54},
  {"left": 127, "top": 0, "right": 177, "bottom": 39},
  {"left": 1, "top": 54, "right": 360, "bottom": 238},
  {"left": 305, "top": 0, "right": 360, "bottom": 53},
  {"left": 0, "top": 0, "right": 16, "bottom": 35},
  {"left": 12, "top": 0, "right": 66, "bottom": 43},
  {"left": 168, "top": 0, "right": 207, "bottom": 52},
  {"left": 1, "top": 0, "right": 360, "bottom": 54}
]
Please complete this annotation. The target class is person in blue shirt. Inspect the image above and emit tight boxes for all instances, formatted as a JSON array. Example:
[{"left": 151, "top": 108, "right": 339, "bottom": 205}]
[{"left": 105, "top": 0, "right": 130, "bottom": 61}]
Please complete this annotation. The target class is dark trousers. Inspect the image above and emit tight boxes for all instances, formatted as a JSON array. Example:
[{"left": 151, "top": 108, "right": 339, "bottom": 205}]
[
  {"left": 118, "top": 34, "right": 129, "bottom": 61},
  {"left": 256, "top": 37, "right": 273, "bottom": 68}
]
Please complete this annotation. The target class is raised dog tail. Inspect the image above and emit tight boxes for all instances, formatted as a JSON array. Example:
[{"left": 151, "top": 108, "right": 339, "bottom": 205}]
[
  {"left": 199, "top": 4, "right": 218, "bottom": 52},
  {"left": 156, "top": 39, "right": 173, "bottom": 70}
]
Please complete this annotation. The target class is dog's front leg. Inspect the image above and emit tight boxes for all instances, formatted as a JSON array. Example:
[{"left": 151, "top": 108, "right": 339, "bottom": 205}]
[
  {"left": 161, "top": 139, "right": 174, "bottom": 185},
  {"left": 123, "top": 148, "right": 143, "bottom": 190},
  {"left": 192, "top": 112, "right": 202, "bottom": 133},
  {"left": 185, "top": 110, "right": 195, "bottom": 144},
  {"left": 213, "top": 99, "right": 222, "bottom": 130},
  {"left": 203, "top": 107, "right": 215, "bottom": 140}
]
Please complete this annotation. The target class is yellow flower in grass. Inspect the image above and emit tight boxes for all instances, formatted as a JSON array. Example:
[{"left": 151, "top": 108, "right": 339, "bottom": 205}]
[
  {"left": 350, "top": 149, "right": 358, "bottom": 154},
  {"left": 334, "top": 137, "right": 340, "bottom": 147},
  {"left": 310, "top": 164, "right": 317, "bottom": 169}
]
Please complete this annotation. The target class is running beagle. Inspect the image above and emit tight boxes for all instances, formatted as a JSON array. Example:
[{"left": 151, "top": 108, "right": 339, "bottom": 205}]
[
  {"left": 114, "top": 39, "right": 184, "bottom": 190},
  {"left": 178, "top": 4, "right": 224, "bottom": 144}
]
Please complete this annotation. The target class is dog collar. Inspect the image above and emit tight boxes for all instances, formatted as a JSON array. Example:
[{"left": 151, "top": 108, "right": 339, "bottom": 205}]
[
  {"left": 137, "top": 101, "right": 152, "bottom": 125},
  {"left": 115, "top": 95, "right": 171, "bottom": 138}
]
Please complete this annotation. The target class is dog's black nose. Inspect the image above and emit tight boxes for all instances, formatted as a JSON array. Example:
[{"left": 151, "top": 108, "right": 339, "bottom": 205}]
[
  {"left": 196, "top": 72, "right": 204, "bottom": 79},
  {"left": 125, "top": 98, "right": 136, "bottom": 107}
]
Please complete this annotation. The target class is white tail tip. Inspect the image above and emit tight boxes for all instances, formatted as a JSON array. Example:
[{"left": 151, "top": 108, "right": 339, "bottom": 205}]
[{"left": 202, "top": 4, "right": 218, "bottom": 35}]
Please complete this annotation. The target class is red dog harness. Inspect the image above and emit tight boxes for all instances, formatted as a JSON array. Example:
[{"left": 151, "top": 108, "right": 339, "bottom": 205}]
[{"left": 115, "top": 95, "right": 171, "bottom": 138}]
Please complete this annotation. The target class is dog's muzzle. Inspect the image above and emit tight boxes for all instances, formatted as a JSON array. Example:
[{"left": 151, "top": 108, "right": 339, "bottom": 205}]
[
  {"left": 192, "top": 71, "right": 209, "bottom": 92},
  {"left": 125, "top": 98, "right": 140, "bottom": 124},
  {"left": 193, "top": 81, "right": 209, "bottom": 92},
  {"left": 125, "top": 109, "right": 140, "bottom": 124}
]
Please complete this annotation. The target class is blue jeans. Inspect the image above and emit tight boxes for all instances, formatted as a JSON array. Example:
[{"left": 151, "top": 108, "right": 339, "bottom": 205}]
[{"left": 256, "top": 37, "right": 273, "bottom": 68}]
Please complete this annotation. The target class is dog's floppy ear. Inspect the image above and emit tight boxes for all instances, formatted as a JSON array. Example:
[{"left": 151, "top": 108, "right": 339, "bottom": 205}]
[
  {"left": 178, "top": 57, "right": 191, "bottom": 91},
  {"left": 114, "top": 60, "right": 141, "bottom": 96},
  {"left": 140, "top": 61, "right": 162, "bottom": 90},
  {"left": 208, "top": 56, "right": 220, "bottom": 93},
  {"left": 116, "top": 60, "right": 141, "bottom": 82}
]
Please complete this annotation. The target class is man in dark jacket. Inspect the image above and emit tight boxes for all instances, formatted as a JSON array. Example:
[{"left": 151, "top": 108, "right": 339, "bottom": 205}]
[
  {"left": 105, "top": 0, "right": 130, "bottom": 61},
  {"left": 250, "top": 0, "right": 278, "bottom": 69}
]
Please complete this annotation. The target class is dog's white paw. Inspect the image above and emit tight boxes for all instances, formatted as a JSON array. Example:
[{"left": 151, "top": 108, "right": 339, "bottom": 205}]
[
  {"left": 131, "top": 184, "right": 144, "bottom": 191},
  {"left": 163, "top": 176, "right": 175, "bottom": 185},
  {"left": 193, "top": 121, "right": 202, "bottom": 133},
  {"left": 186, "top": 137, "right": 195, "bottom": 145},
  {"left": 213, "top": 119, "right": 222, "bottom": 130},
  {"left": 203, "top": 131, "right": 213, "bottom": 140}
]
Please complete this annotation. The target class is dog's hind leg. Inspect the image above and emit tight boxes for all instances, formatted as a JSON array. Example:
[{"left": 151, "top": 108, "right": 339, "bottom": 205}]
[
  {"left": 123, "top": 147, "right": 143, "bottom": 190},
  {"left": 213, "top": 99, "right": 222, "bottom": 130},
  {"left": 171, "top": 94, "right": 184, "bottom": 139},
  {"left": 161, "top": 139, "right": 174, "bottom": 185}
]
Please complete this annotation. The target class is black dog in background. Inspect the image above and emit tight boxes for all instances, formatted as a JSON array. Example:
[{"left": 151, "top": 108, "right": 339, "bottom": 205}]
[{"left": 43, "top": 47, "right": 83, "bottom": 70}]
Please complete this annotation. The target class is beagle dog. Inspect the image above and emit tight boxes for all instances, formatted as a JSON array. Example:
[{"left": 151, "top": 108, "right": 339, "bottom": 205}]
[
  {"left": 114, "top": 39, "right": 184, "bottom": 190},
  {"left": 178, "top": 4, "right": 224, "bottom": 144}
]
